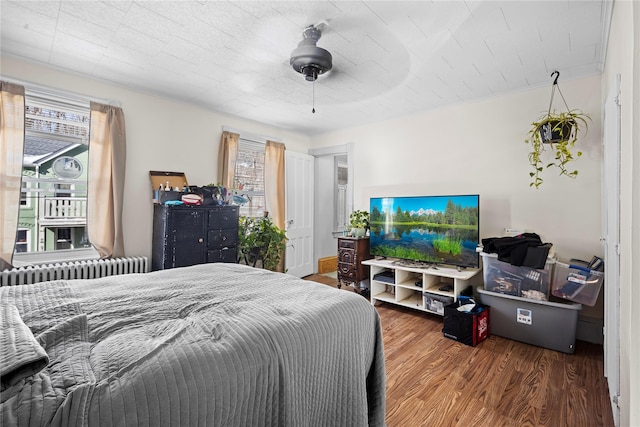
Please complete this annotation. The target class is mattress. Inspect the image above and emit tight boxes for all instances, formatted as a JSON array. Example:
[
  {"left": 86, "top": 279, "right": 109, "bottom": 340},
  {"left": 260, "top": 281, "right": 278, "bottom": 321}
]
[{"left": 1, "top": 263, "right": 386, "bottom": 426}]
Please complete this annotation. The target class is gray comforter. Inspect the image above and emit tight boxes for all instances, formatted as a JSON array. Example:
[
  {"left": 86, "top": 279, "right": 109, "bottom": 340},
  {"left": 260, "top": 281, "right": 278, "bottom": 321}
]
[{"left": 1, "top": 263, "right": 386, "bottom": 426}]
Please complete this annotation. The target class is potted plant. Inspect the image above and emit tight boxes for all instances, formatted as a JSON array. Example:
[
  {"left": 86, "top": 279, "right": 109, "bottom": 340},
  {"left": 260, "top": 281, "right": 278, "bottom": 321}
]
[
  {"left": 525, "top": 109, "right": 590, "bottom": 188},
  {"left": 349, "top": 210, "right": 369, "bottom": 238},
  {"left": 238, "top": 214, "right": 287, "bottom": 271}
]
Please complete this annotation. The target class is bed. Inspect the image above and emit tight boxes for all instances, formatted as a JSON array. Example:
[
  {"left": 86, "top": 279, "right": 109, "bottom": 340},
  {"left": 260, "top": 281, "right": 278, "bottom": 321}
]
[{"left": 1, "top": 263, "right": 386, "bottom": 426}]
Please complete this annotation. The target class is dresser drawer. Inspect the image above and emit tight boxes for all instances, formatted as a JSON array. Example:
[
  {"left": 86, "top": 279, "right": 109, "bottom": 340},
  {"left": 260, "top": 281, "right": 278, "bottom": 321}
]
[
  {"left": 208, "top": 206, "right": 239, "bottom": 229},
  {"left": 338, "top": 239, "right": 356, "bottom": 250},
  {"left": 207, "top": 228, "right": 238, "bottom": 248},
  {"left": 207, "top": 247, "right": 238, "bottom": 263},
  {"left": 338, "top": 248, "right": 355, "bottom": 264},
  {"left": 338, "top": 262, "right": 356, "bottom": 279}
]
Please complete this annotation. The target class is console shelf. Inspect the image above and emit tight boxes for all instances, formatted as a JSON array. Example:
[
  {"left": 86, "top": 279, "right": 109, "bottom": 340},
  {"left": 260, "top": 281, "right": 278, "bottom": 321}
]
[{"left": 362, "top": 258, "right": 482, "bottom": 316}]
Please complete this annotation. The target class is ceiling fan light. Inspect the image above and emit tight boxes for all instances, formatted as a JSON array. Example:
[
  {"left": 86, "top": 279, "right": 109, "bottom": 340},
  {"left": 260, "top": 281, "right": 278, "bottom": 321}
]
[
  {"left": 301, "top": 65, "right": 319, "bottom": 82},
  {"left": 290, "top": 25, "right": 332, "bottom": 81},
  {"left": 290, "top": 46, "right": 332, "bottom": 77}
]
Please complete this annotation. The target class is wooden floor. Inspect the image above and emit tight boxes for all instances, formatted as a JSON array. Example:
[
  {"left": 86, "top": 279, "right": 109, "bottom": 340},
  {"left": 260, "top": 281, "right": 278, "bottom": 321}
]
[{"left": 305, "top": 274, "right": 614, "bottom": 427}]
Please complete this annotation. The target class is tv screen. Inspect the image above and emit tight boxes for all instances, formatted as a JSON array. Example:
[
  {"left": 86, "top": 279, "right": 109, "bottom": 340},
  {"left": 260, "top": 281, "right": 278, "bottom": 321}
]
[{"left": 369, "top": 195, "right": 480, "bottom": 268}]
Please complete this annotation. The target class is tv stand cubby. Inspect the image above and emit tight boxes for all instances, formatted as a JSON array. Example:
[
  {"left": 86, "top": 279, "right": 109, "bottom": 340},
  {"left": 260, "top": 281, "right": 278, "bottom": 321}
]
[{"left": 361, "top": 258, "right": 482, "bottom": 316}]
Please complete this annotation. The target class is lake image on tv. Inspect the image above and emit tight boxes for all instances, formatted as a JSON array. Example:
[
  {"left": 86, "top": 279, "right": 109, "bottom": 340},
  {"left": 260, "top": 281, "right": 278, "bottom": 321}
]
[{"left": 369, "top": 195, "right": 479, "bottom": 268}]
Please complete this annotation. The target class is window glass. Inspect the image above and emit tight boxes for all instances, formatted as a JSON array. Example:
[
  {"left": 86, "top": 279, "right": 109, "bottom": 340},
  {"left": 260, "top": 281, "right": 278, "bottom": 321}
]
[
  {"left": 234, "top": 139, "right": 266, "bottom": 217},
  {"left": 16, "top": 91, "right": 91, "bottom": 256},
  {"left": 20, "top": 181, "right": 31, "bottom": 207},
  {"left": 15, "top": 230, "right": 28, "bottom": 253},
  {"left": 55, "top": 227, "right": 72, "bottom": 250},
  {"left": 335, "top": 155, "right": 349, "bottom": 231}
]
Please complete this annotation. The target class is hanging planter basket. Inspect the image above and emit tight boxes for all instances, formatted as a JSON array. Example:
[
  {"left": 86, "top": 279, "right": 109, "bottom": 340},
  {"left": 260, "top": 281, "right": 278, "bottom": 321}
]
[
  {"left": 538, "top": 119, "right": 576, "bottom": 144},
  {"left": 525, "top": 71, "right": 591, "bottom": 189}
]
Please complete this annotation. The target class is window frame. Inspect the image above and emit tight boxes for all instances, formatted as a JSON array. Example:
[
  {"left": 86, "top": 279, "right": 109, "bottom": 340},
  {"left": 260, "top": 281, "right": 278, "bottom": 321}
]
[
  {"left": 20, "top": 181, "right": 32, "bottom": 208},
  {"left": 334, "top": 155, "right": 349, "bottom": 232},
  {"left": 233, "top": 138, "right": 267, "bottom": 218},
  {"left": 15, "top": 229, "right": 30, "bottom": 253},
  {"left": 13, "top": 89, "right": 99, "bottom": 265}
]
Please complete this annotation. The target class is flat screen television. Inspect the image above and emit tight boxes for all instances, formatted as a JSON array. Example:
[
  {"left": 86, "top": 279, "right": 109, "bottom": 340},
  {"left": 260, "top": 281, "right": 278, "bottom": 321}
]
[{"left": 369, "top": 194, "right": 480, "bottom": 269}]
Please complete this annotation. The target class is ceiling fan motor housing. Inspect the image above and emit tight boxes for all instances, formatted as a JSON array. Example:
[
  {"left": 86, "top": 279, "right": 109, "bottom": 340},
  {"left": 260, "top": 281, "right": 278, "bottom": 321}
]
[{"left": 290, "top": 25, "right": 332, "bottom": 81}]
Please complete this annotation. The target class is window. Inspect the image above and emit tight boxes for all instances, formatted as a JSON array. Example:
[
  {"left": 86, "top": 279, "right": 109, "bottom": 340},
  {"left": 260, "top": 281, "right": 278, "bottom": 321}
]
[
  {"left": 234, "top": 139, "right": 267, "bottom": 217},
  {"left": 55, "top": 183, "right": 72, "bottom": 197},
  {"left": 20, "top": 181, "right": 31, "bottom": 207},
  {"left": 15, "top": 90, "right": 92, "bottom": 259},
  {"left": 335, "top": 155, "right": 349, "bottom": 231},
  {"left": 54, "top": 227, "right": 72, "bottom": 250},
  {"left": 15, "top": 229, "right": 29, "bottom": 253}
]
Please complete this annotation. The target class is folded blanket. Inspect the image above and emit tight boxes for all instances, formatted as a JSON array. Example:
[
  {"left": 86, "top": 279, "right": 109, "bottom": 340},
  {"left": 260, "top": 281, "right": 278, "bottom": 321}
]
[{"left": 0, "top": 304, "right": 49, "bottom": 389}]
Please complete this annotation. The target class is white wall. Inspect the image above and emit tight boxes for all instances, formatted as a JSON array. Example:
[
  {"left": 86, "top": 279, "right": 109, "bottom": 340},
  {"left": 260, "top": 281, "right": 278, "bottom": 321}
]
[
  {"left": 310, "top": 74, "right": 605, "bottom": 334},
  {"left": 602, "top": 1, "right": 639, "bottom": 425},
  {"left": 311, "top": 74, "right": 603, "bottom": 263},
  {"left": 1, "top": 55, "right": 311, "bottom": 260}
]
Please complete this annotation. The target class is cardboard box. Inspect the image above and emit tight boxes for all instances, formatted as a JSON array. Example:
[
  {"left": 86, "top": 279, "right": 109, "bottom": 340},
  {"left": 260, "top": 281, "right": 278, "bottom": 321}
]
[
  {"left": 150, "top": 171, "right": 189, "bottom": 203},
  {"left": 318, "top": 256, "right": 337, "bottom": 274},
  {"left": 149, "top": 170, "right": 189, "bottom": 191},
  {"left": 443, "top": 302, "right": 490, "bottom": 346}
]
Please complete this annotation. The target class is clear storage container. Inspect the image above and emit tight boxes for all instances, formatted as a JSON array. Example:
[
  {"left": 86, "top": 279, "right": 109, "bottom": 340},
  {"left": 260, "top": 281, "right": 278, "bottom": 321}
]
[
  {"left": 481, "top": 252, "right": 554, "bottom": 301},
  {"left": 551, "top": 261, "right": 604, "bottom": 306},
  {"left": 423, "top": 292, "right": 454, "bottom": 315}
]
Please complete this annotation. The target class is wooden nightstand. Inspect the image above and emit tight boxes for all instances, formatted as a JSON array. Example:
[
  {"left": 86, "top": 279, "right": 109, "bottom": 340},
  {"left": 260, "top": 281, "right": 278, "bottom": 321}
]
[{"left": 337, "top": 236, "right": 372, "bottom": 293}]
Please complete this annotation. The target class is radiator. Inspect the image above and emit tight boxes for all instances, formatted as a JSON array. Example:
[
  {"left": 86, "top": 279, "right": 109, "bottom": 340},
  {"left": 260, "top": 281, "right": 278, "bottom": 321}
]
[{"left": 0, "top": 256, "right": 149, "bottom": 287}]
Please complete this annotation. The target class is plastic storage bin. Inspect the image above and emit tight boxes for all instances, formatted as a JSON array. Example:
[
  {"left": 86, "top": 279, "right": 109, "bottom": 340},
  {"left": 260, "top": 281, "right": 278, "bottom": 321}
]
[
  {"left": 423, "top": 292, "right": 454, "bottom": 315},
  {"left": 551, "top": 261, "right": 604, "bottom": 306},
  {"left": 481, "top": 252, "right": 554, "bottom": 301},
  {"left": 478, "top": 289, "right": 581, "bottom": 354}
]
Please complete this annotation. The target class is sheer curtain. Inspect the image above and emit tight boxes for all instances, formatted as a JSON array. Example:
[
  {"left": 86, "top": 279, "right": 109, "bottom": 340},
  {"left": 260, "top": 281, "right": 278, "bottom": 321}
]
[
  {"left": 87, "top": 102, "right": 127, "bottom": 258},
  {"left": 218, "top": 131, "right": 239, "bottom": 188},
  {"left": 0, "top": 81, "right": 25, "bottom": 270},
  {"left": 264, "top": 141, "right": 286, "bottom": 230}
]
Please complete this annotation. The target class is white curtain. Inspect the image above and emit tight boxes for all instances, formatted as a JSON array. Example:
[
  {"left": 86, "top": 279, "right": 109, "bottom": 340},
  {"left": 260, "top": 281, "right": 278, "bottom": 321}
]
[
  {"left": 264, "top": 141, "right": 286, "bottom": 230},
  {"left": 0, "top": 81, "right": 25, "bottom": 270},
  {"left": 217, "top": 131, "right": 239, "bottom": 188},
  {"left": 87, "top": 102, "right": 127, "bottom": 258}
]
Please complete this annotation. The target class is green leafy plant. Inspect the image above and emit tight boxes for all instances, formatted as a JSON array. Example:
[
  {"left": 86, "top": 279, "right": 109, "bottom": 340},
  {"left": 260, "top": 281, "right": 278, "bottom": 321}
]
[
  {"left": 238, "top": 215, "right": 287, "bottom": 272},
  {"left": 349, "top": 210, "right": 369, "bottom": 229},
  {"left": 525, "top": 109, "right": 590, "bottom": 188},
  {"left": 349, "top": 210, "right": 369, "bottom": 237}
]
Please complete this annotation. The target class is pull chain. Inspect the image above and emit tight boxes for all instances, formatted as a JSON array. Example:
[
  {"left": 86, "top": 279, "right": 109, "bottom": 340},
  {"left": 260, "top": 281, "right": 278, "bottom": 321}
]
[{"left": 312, "top": 79, "right": 316, "bottom": 114}]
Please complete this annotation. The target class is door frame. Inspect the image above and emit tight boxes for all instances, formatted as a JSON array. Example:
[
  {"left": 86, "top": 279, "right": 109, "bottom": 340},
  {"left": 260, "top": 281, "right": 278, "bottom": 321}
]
[
  {"left": 309, "top": 143, "right": 355, "bottom": 272},
  {"left": 603, "top": 74, "right": 621, "bottom": 426}
]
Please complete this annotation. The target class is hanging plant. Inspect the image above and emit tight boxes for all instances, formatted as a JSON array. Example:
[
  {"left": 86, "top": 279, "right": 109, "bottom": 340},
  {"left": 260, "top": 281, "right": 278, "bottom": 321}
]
[{"left": 525, "top": 71, "right": 591, "bottom": 189}]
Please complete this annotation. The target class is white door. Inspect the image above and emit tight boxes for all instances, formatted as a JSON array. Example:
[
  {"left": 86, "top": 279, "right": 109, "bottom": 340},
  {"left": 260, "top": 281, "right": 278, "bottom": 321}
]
[
  {"left": 603, "top": 75, "right": 620, "bottom": 426},
  {"left": 285, "top": 151, "right": 314, "bottom": 277}
]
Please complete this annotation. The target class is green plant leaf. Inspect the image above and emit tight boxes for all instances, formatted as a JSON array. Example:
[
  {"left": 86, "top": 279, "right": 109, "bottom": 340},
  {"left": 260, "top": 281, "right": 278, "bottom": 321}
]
[
  {"left": 238, "top": 215, "right": 287, "bottom": 271},
  {"left": 525, "top": 109, "right": 590, "bottom": 187}
]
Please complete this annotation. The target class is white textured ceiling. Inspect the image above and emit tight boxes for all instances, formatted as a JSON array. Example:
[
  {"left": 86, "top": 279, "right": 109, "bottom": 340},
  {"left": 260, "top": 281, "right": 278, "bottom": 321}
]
[{"left": 1, "top": 1, "right": 613, "bottom": 136}]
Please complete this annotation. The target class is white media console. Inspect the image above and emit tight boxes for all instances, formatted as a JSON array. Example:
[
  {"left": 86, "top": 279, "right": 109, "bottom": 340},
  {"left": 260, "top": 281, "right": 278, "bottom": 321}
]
[{"left": 362, "top": 258, "right": 483, "bottom": 316}]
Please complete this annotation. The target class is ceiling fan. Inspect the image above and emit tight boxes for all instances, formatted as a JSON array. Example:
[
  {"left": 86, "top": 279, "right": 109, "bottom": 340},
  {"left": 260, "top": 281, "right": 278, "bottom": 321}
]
[
  {"left": 290, "top": 24, "right": 332, "bottom": 82},
  {"left": 289, "top": 23, "right": 333, "bottom": 113}
]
